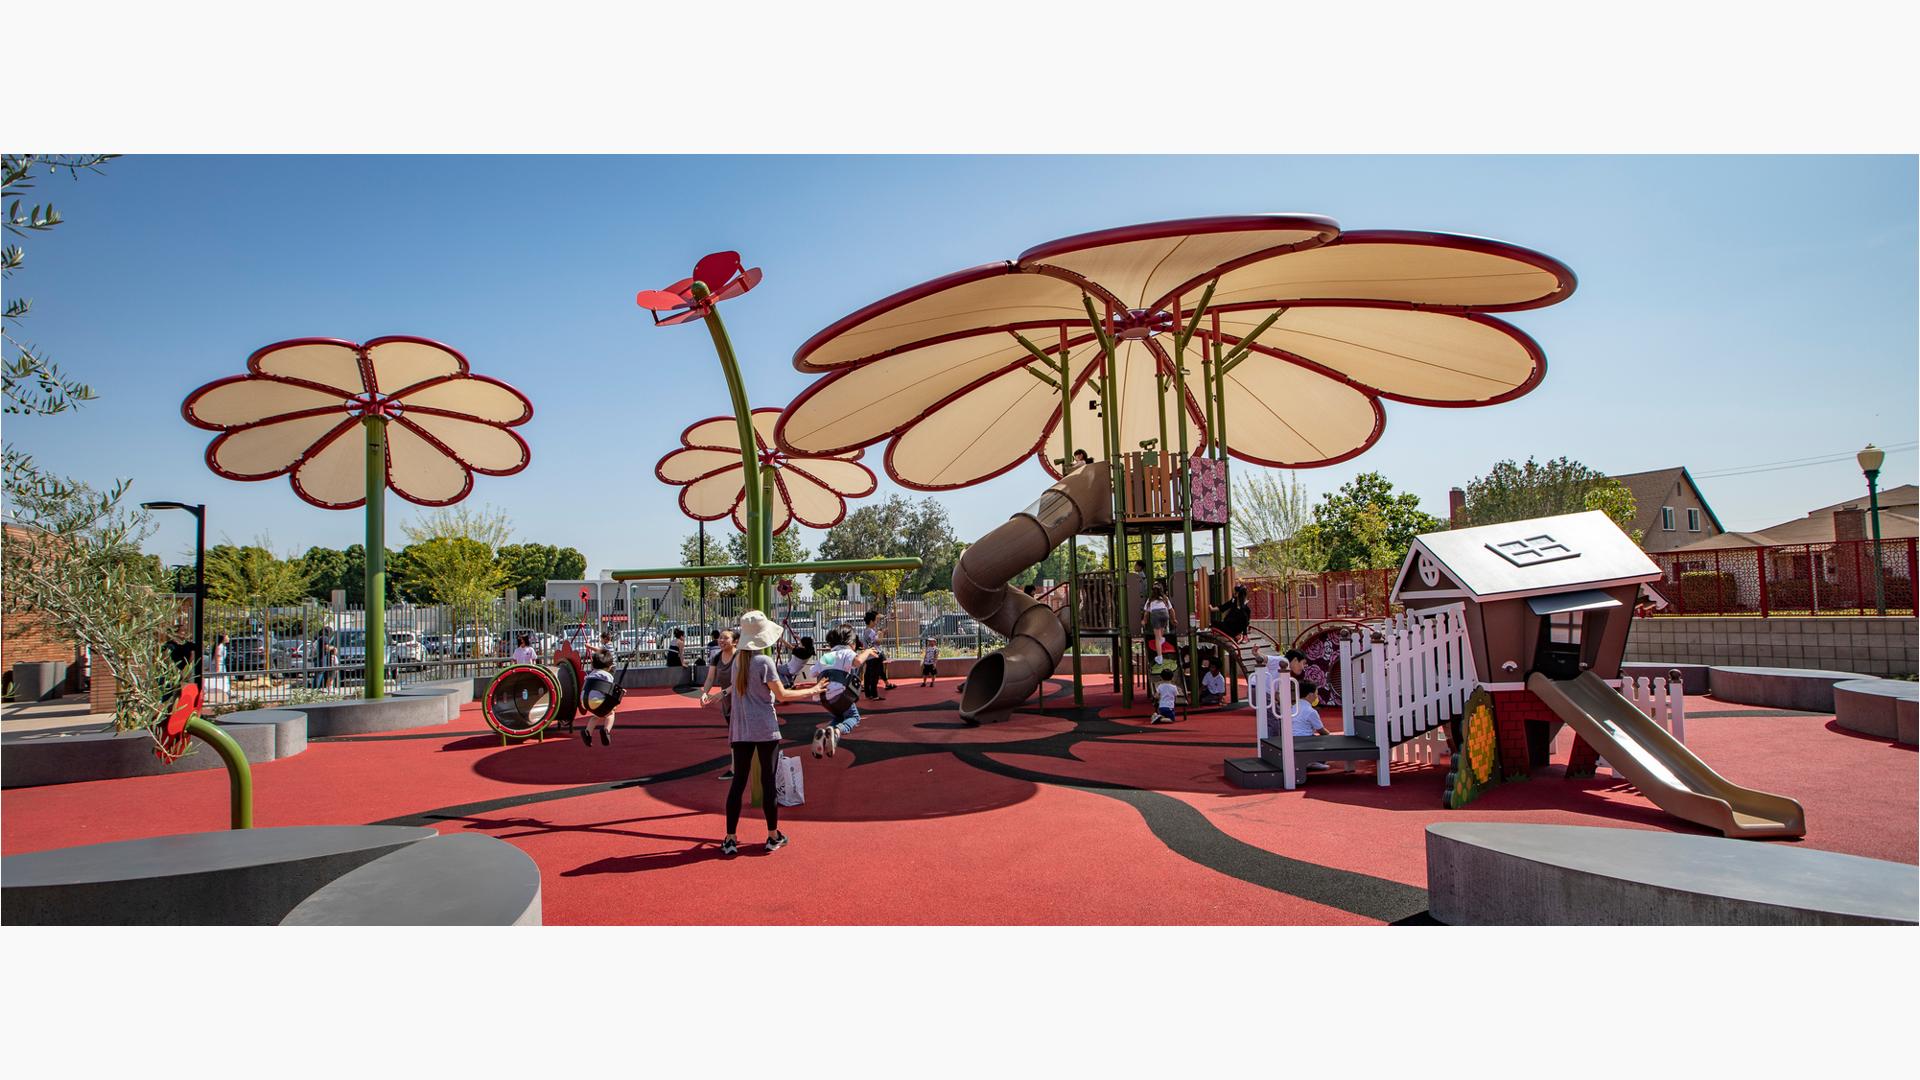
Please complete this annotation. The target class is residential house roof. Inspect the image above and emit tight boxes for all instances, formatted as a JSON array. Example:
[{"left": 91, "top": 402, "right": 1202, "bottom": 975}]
[{"left": 1611, "top": 466, "right": 1725, "bottom": 537}]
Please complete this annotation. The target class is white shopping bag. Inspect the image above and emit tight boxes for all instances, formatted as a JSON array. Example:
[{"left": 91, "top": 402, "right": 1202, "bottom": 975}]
[{"left": 774, "top": 752, "right": 805, "bottom": 806}]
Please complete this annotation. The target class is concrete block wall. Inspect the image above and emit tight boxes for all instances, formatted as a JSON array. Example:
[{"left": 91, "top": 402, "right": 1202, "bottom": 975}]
[{"left": 1626, "top": 617, "right": 1918, "bottom": 678}]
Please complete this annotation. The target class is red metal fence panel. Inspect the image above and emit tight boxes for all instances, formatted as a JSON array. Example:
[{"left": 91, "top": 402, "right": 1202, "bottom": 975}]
[{"left": 1649, "top": 537, "right": 1916, "bottom": 617}]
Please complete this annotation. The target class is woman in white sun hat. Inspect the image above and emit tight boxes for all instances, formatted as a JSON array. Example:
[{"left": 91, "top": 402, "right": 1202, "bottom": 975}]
[{"left": 720, "top": 610, "right": 827, "bottom": 857}]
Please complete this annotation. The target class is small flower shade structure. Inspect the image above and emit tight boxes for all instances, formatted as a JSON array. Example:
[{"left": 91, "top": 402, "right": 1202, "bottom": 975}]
[
  {"left": 774, "top": 214, "right": 1574, "bottom": 700},
  {"left": 183, "top": 336, "right": 532, "bottom": 697},
  {"left": 656, "top": 408, "right": 876, "bottom": 535},
  {"left": 619, "top": 253, "right": 916, "bottom": 611}
]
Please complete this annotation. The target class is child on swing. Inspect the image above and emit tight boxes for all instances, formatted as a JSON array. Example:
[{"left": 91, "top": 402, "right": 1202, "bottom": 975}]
[
  {"left": 812, "top": 627, "right": 877, "bottom": 758},
  {"left": 580, "top": 650, "right": 621, "bottom": 746}
]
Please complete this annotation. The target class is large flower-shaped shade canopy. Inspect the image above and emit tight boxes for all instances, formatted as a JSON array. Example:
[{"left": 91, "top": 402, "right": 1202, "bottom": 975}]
[
  {"left": 183, "top": 336, "right": 532, "bottom": 509},
  {"left": 656, "top": 407, "right": 876, "bottom": 534},
  {"left": 775, "top": 215, "right": 1574, "bottom": 490}
]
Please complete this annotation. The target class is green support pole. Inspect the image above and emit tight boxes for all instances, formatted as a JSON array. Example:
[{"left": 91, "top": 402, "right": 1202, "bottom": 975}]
[
  {"left": 363, "top": 416, "right": 386, "bottom": 700},
  {"left": 693, "top": 281, "right": 767, "bottom": 612},
  {"left": 185, "top": 715, "right": 253, "bottom": 829},
  {"left": 1172, "top": 294, "right": 1206, "bottom": 689},
  {"left": 758, "top": 469, "right": 776, "bottom": 613},
  {"left": 1055, "top": 327, "right": 1085, "bottom": 704},
  {"left": 1213, "top": 317, "right": 1234, "bottom": 587},
  {"left": 1083, "top": 295, "right": 1131, "bottom": 705}
]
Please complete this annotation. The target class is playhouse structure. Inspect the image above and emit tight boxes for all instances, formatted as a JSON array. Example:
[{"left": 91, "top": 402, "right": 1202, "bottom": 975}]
[{"left": 1234, "top": 510, "right": 1808, "bottom": 839}]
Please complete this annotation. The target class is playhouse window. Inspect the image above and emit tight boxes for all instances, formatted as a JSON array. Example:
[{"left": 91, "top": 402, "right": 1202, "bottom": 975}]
[
  {"left": 1548, "top": 611, "right": 1582, "bottom": 645},
  {"left": 1661, "top": 507, "right": 1675, "bottom": 531},
  {"left": 1687, "top": 508, "right": 1701, "bottom": 532}
]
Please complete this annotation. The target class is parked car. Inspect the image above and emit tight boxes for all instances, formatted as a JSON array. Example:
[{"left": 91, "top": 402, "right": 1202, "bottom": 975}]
[
  {"left": 271, "top": 637, "right": 308, "bottom": 670},
  {"left": 337, "top": 630, "right": 425, "bottom": 674},
  {"left": 452, "top": 629, "right": 496, "bottom": 657},
  {"left": 423, "top": 634, "right": 453, "bottom": 657},
  {"left": 225, "top": 636, "right": 267, "bottom": 672}
]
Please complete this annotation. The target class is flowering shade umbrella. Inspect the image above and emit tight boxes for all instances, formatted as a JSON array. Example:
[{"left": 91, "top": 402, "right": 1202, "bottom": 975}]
[
  {"left": 183, "top": 336, "right": 532, "bottom": 697},
  {"left": 774, "top": 214, "right": 1574, "bottom": 486},
  {"left": 656, "top": 407, "right": 876, "bottom": 535}
]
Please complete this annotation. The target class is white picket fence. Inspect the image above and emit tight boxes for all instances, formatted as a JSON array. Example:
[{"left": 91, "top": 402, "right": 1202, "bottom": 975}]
[
  {"left": 1249, "top": 603, "right": 1476, "bottom": 790},
  {"left": 1339, "top": 603, "right": 1478, "bottom": 787},
  {"left": 1599, "top": 675, "right": 1687, "bottom": 777}
]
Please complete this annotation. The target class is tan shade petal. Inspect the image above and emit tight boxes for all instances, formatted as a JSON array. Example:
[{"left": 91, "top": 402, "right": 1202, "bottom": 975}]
[
  {"left": 1218, "top": 357, "right": 1382, "bottom": 466},
  {"left": 780, "top": 333, "right": 1047, "bottom": 455},
  {"left": 253, "top": 342, "right": 366, "bottom": 395},
  {"left": 1023, "top": 217, "right": 1337, "bottom": 310},
  {"left": 681, "top": 468, "right": 746, "bottom": 519},
  {"left": 777, "top": 467, "right": 848, "bottom": 528},
  {"left": 1042, "top": 340, "right": 1205, "bottom": 470},
  {"left": 797, "top": 266, "right": 1090, "bottom": 370},
  {"left": 386, "top": 421, "right": 470, "bottom": 504},
  {"left": 211, "top": 414, "right": 354, "bottom": 478},
  {"left": 403, "top": 413, "right": 530, "bottom": 473},
  {"left": 683, "top": 416, "right": 752, "bottom": 452},
  {"left": 1216, "top": 306, "right": 1542, "bottom": 404},
  {"left": 396, "top": 376, "right": 531, "bottom": 423},
  {"left": 734, "top": 490, "right": 792, "bottom": 535},
  {"left": 367, "top": 338, "right": 464, "bottom": 394},
  {"left": 187, "top": 378, "right": 346, "bottom": 427},
  {"left": 888, "top": 347, "right": 1104, "bottom": 489},
  {"left": 785, "top": 457, "right": 876, "bottom": 498},
  {"left": 290, "top": 423, "right": 368, "bottom": 507},
  {"left": 1205, "top": 235, "right": 1568, "bottom": 310},
  {"left": 658, "top": 447, "right": 742, "bottom": 484}
]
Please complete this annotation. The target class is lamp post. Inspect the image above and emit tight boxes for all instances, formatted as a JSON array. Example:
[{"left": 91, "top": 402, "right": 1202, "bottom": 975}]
[
  {"left": 142, "top": 501, "right": 206, "bottom": 685},
  {"left": 1857, "top": 444, "right": 1887, "bottom": 616}
]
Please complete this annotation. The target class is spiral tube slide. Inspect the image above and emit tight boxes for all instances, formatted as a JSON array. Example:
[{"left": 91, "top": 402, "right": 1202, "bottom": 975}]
[{"left": 955, "top": 464, "right": 1113, "bottom": 723}]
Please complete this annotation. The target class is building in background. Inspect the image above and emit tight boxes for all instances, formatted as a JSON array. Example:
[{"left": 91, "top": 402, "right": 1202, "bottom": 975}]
[
  {"left": 1609, "top": 467, "right": 1724, "bottom": 551},
  {"left": 1672, "top": 484, "right": 1918, "bottom": 552}
]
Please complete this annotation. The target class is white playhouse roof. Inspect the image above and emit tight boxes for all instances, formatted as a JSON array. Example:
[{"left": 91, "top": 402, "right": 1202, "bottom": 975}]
[{"left": 1394, "top": 510, "right": 1660, "bottom": 605}]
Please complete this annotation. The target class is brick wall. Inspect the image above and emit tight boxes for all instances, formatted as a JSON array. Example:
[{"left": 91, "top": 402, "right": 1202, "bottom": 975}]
[
  {"left": 2, "top": 609, "right": 83, "bottom": 694},
  {"left": 1626, "top": 616, "right": 1918, "bottom": 677}
]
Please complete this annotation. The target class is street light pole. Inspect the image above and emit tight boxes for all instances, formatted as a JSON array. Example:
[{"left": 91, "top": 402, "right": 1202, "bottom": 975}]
[
  {"left": 1858, "top": 444, "right": 1887, "bottom": 616},
  {"left": 142, "top": 501, "right": 206, "bottom": 685}
]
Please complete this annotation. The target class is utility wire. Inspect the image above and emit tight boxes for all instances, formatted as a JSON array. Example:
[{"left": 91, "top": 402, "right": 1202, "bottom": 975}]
[{"left": 1693, "top": 441, "right": 1917, "bottom": 481}]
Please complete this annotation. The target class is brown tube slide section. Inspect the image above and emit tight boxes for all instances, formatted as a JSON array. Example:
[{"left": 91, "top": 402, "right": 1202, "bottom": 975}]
[
  {"left": 1528, "top": 672, "right": 1806, "bottom": 838},
  {"left": 955, "top": 463, "right": 1113, "bottom": 724}
]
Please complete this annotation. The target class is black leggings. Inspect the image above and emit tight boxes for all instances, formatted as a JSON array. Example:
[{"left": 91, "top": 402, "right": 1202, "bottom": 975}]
[{"left": 724, "top": 740, "right": 779, "bottom": 835}]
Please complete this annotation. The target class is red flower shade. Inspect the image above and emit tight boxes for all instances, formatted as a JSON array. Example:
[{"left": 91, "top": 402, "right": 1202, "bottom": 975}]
[
  {"left": 182, "top": 336, "right": 533, "bottom": 510},
  {"left": 655, "top": 407, "right": 876, "bottom": 534},
  {"left": 635, "top": 250, "right": 764, "bottom": 326}
]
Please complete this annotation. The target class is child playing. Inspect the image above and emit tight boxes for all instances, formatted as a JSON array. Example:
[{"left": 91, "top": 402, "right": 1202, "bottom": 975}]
[
  {"left": 782, "top": 635, "right": 816, "bottom": 688},
  {"left": 1151, "top": 668, "right": 1179, "bottom": 724},
  {"left": 1269, "top": 680, "right": 1332, "bottom": 771},
  {"left": 920, "top": 637, "right": 939, "bottom": 687},
  {"left": 579, "top": 650, "right": 621, "bottom": 746},
  {"left": 812, "top": 628, "right": 877, "bottom": 757},
  {"left": 1198, "top": 658, "right": 1226, "bottom": 705}
]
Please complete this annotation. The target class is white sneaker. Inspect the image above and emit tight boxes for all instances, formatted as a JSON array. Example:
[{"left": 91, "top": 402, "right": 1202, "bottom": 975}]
[
  {"left": 826, "top": 725, "right": 840, "bottom": 756},
  {"left": 811, "top": 726, "right": 827, "bottom": 758}
]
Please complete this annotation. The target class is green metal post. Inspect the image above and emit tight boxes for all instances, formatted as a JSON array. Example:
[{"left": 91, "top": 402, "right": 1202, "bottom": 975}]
[
  {"left": 1057, "top": 326, "right": 1084, "bottom": 705},
  {"left": 363, "top": 416, "right": 386, "bottom": 700},
  {"left": 1867, "top": 468, "right": 1886, "bottom": 615},
  {"left": 185, "top": 715, "right": 253, "bottom": 829},
  {"left": 1084, "top": 295, "right": 1131, "bottom": 705},
  {"left": 1171, "top": 291, "right": 1208, "bottom": 687},
  {"left": 1213, "top": 315, "right": 1234, "bottom": 586},
  {"left": 693, "top": 280, "right": 767, "bottom": 612},
  {"left": 758, "top": 468, "right": 777, "bottom": 613}
]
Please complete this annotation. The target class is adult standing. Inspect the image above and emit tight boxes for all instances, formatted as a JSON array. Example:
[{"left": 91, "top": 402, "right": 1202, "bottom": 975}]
[
  {"left": 699, "top": 629, "right": 740, "bottom": 779},
  {"left": 312, "top": 625, "right": 336, "bottom": 688},
  {"left": 719, "top": 611, "right": 825, "bottom": 857},
  {"left": 665, "top": 627, "right": 686, "bottom": 667}
]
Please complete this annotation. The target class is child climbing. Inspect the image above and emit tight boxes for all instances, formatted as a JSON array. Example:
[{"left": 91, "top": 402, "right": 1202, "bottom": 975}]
[
  {"left": 1151, "top": 668, "right": 1180, "bottom": 724},
  {"left": 1273, "top": 680, "right": 1333, "bottom": 772}
]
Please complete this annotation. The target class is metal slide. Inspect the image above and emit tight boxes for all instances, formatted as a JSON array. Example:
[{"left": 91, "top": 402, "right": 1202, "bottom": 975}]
[
  {"left": 1528, "top": 672, "right": 1806, "bottom": 838},
  {"left": 954, "top": 463, "right": 1113, "bottom": 723}
]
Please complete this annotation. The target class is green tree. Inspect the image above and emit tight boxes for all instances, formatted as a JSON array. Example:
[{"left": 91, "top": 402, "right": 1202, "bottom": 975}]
[
  {"left": 496, "top": 542, "right": 588, "bottom": 599},
  {"left": 1456, "top": 456, "right": 1640, "bottom": 540},
  {"left": 816, "top": 495, "right": 952, "bottom": 596},
  {"left": 392, "top": 537, "right": 507, "bottom": 608},
  {"left": 341, "top": 544, "right": 367, "bottom": 605},
  {"left": 1308, "top": 472, "right": 1441, "bottom": 571},
  {"left": 3, "top": 155, "right": 115, "bottom": 418},
  {"left": 205, "top": 539, "right": 315, "bottom": 609},
  {"left": 1232, "top": 470, "right": 1327, "bottom": 580},
  {"left": 920, "top": 587, "right": 957, "bottom": 615},
  {"left": 299, "top": 546, "right": 349, "bottom": 601}
]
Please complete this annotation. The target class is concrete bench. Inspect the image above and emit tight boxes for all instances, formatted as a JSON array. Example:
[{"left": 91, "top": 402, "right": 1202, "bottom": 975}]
[
  {"left": 1708, "top": 666, "right": 1867, "bottom": 712},
  {"left": 298, "top": 694, "right": 448, "bottom": 737},
  {"left": 214, "top": 708, "right": 308, "bottom": 759},
  {"left": 280, "top": 833, "right": 542, "bottom": 925},
  {"left": 391, "top": 685, "right": 467, "bottom": 722},
  {"left": 1833, "top": 679, "right": 1919, "bottom": 744},
  {"left": 1427, "top": 823, "right": 1917, "bottom": 925},
  {"left": 2, "top": 723, "right": 276, "bottom": 789},
  {"left": 1, "top": 825, "right": 436, "bottom": 925}
]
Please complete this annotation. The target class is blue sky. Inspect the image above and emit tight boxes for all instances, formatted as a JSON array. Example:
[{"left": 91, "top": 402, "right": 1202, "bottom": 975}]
[{"left": 6, "top": 155, "right": 1915, "bottom": 574}]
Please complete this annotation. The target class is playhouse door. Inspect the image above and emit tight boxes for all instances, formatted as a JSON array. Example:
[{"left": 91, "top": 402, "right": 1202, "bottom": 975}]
[{"left": 1533, "top": 611, "right": 1584, "bottom": 681}]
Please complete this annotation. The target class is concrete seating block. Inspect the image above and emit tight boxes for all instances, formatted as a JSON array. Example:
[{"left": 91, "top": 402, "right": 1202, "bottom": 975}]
[
  {"left": 1427, "top": 823, "right": 1917, "bottom": 926},
  {"left": 280, "top": 833, "right": 542, "bottom": 925},
  {"left": 2, "top": 723, "right": 275, "bottom": 789},
  {"left": 1, "top": 825, "right": 436, "bottom": 925},
  {"left": 391, "top": 685, "right": 464, "bottom": 722},
  {"left": 1833, "top": 678, "right": 1919, "bottom": 742},
  {"left": 214, "top": 708, "right": 308, "bottom": 759},
  {"left": 1708, "top": 666, "right": 1867, "bottom": 712},
  {"left": 297, "top": 694, "right": 448, "bottom": 736}
]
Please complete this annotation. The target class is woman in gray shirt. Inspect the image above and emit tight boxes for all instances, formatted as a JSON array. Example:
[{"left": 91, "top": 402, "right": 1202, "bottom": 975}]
[{"left": 722, "top": 611, "right": 825, "bottom": 857}]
